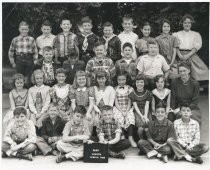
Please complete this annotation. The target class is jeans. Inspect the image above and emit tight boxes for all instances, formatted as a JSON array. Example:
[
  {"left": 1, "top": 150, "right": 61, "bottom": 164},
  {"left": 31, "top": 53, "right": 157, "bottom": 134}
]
[{"left": 109, "top": 139, "right": 131, "bottom": 153}]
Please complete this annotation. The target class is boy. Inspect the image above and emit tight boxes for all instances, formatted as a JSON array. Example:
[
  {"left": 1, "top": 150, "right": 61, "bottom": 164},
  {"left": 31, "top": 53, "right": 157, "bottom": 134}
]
[
  {"left": 118, "top": 16, "right": 138, "bottom": 60},
  {"left": 86, "top": 41, "right": 116, "bottom": 86},
  {"left": 34, "top": 46, "right": 58, "bottom": 86},
  {"left": 63, "top": 49, "right": 86, "bottom": 85},
  {"left": 36, "top": 20, "right": 56, "bottom": 58},
  {"left": 137, "top": 39, "right": 170, "bottom": 90},
  {"left": 115, "top": 42, "right": 137, "bottom": 86},
  {"left": 97, "top": 105, "right": 131, "bottom": 159},
  {"left": 8, "top": 21, "right": 38, "bottom": 86},
  {"left": 99, "top": 22, "right": 121, "bottom": 64},
  {"left": 167, "top": 103, "right": 209, "bottom": 164},
  {"left": 36, "top": 103, "right": 66, "bottom": 156},
  {"left": 77, "top": 16, "right": 99, "bottom": 64},
  {"left": 2, "top": 107, "right": 37, "bottom": 161},
  {"left": 56, "top": 105, "right": 90, "bottom": 163},
  {"left": 54, "top": 18, "right": 79, "bottom": 66},
  {"left": 138, "top": 102, "right": 176, "bottom": 163}
]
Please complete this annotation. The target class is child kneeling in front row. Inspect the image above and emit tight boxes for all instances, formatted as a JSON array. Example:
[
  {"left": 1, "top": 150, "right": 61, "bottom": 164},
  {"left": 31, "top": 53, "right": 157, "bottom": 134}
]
[
  {"left": 36, "top": 103, "right": 66, "bottom": 156},
  {"left": 138, "top": 102, "right": 176, "bottom": 163},
  {"left": 2, "top": 107, "right": 37, "bottom": 161},
  {"left": 97, "top": 105, "right": 131, "bottom": 159},
  {"left": 56, "top": 105, "right": 90, "bottom": 163},
  {"left": 167, "top": 103, "right": 209, "bottom": 164}
]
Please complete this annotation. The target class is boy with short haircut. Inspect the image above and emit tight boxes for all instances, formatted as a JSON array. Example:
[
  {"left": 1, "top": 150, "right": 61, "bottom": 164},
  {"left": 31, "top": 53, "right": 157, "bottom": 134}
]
[
  {"left": 2, "top": 107, "right": 37, "bottom": 161},
  {"left": 99, "top": 22, "right": 121, "bottom": 64},
  {"left": 97, "top": 105, "right": 131, "bottom": 159},
  {"left": 63, "top": 49, "right": 86, "bottom": 85},
  {"left": 34, "top": 46, "right": 58, "bottom": 86},
  {"left": 77, "top": 16, "right": 99, "bottom": 64},
  {"left": 86, "top": 41, "right": 116, "bottom": 86},
  {"left": 36, "top": 103, "right": 66, "bottom": 156},
  {"left": 56, "top": 105, "right": 90, "bottom": 163},
  {"left": 54, "top": 18, "right": 79, "bottom": 66},
  {"left": 167, "top": 103, "right": 209, "bottom": 164},
  {"left": 36, "top": 20, "right": 56, "bottom": 58},
  {"left": 8, "top": 21, "right": 38, "bottom": 86},
  {"left": 118, "top": 15, "right": 138, "bottom": 60},
  {"left": 138, "top": 102, "right": 176, "bottom": 163},
  {"left": 137, "top": 39, "right": 170, "bottom": 90}
]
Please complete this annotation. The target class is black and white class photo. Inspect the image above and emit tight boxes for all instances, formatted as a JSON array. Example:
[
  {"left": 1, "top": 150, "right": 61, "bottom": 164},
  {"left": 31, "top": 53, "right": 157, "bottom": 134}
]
[{"left": 1, "top": 1, "right": 209, "bottom": 170}]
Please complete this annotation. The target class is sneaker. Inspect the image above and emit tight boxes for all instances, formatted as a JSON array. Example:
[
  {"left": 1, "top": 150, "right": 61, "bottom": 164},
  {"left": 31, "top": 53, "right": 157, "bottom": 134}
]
[
  {"left": 52, "top": 150, "right": 59, "bottom": 156},
  {"left": 56, "top": 154, "right": 66, "bottom": 163},
  {"left": 16, "top": 153, "right": 33, "bottom": 161},
  {"left": 192, "top": 156, "right": 203, "bottom": 164},
  {"left": 109, "top": 151, "right": 125, "bottom": 159},
  {"left": 2, "top": 152, "right": 8, "bottom": 158},
  {"left": 161, "top": 155, "right": 168, "bottom": 163},
  {"left": 147, "top": 150, "right": 158, "bottom": 158},
  {"left": 173, "top": 155, "right": 178, "bottom": 161},
  {"left": 138, "top": 150, "right": 144, "bottom": 156}
]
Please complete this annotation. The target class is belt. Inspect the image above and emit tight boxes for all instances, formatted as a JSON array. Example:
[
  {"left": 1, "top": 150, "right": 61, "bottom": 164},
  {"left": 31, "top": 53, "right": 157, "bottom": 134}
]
[{"left": 179, "top": 49, "right": 191, "bottom": 51}]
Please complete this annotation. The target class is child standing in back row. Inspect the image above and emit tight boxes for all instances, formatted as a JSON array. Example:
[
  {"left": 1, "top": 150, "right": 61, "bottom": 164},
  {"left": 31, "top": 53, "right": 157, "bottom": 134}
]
[
  {"left": 54, "top": 18, "right": 79, "bottom": 66},
  {"left": 8, "top": 21, "right": 38, "bottom": 86},
  {"left": 36, "top": 20, "right": 56, "bottom": 58},
  {"left": 77, "top": 16, "right": 99, "bottom": 64},
  {"left": 118, "top": 16, "right": 138, "bottom": 60}
]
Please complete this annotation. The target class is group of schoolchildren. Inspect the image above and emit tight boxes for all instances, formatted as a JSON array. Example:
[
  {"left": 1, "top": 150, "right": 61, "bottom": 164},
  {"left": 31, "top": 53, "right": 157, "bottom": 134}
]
[{"left": 2, "top": 14, "right": 209, "bottom": 164}]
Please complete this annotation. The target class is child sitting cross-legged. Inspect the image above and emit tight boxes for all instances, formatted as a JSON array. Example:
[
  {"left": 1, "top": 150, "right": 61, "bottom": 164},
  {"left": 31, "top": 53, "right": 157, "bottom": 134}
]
[
  {"left": 138, "top": 102, "right": 176, "bottom": 163},
  {"left": 36, "top": 103, "right": 66, "bottom": 156},
  {"left": 2, "top": 107, "right": 37, "bottom": 161},
  {"left": 97, "top": 105, "right": 131, "bottom": 159},
  {"left": 56, "top": 105, "right": 90, "bottom": 163},
  {"left": 167, "top": 103, "right": 209, "bottom": 164}
]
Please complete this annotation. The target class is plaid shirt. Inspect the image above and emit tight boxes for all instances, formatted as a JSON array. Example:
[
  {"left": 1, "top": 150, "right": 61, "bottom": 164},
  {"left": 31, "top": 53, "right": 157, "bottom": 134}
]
[
  {"left": 97, "top": 118, "right": 122, "bottom": 141},
  {"left": 174, "top": 118, "right": 200, "bottom": 148},
  {"left": 54, "top": 32, "right": 78, "bottom": 58},
  {"left": 85, "top": 56, "right": 116, "bottom": 84},
  {"left": 8, "top": 35, "right": 38, "bottom": 65},
  {"left": 115, "top": 85, "right": 133, "bottom": 112}
]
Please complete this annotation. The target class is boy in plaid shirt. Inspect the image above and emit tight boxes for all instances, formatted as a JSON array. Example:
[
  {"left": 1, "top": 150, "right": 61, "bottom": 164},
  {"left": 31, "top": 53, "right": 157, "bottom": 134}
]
[
  {"left": 97, "top": 105, "right": 131, "bottom": 159},
  {"left": 8, "top": 21, "right": 38, "bottom": 86},
  {"left": 54, "top": 17, "right": 79, "bottom": 66},
  {"left": 167, "top": 103, "right": 209, "bottom": 164}
]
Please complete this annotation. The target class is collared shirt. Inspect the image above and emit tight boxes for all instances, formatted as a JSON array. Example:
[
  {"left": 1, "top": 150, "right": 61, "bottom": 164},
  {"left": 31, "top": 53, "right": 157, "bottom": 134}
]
[
  {"left": 4, "top": 119, "right": 36, "bottom": 144},
  {"left": 8, "top": 35, "right": 38, "bottom": 64},
  {"left": 62, "top": 119, "right": 90, "bottom": 145},
  {"left": 137, "top": 54, "right": 170, "bottom": 78},
  {"left": 97, "top": 118, "right": 122, "bottom": 141},
  {"left": 174, "top": 118, "right": 200, "bottom": 148},
  {"left": 54, "top": 32, "right": 78, "bottom": 58},
  {"left": 146, "top": 118, "right": 176, "bottom": 144},
  {"left": 41, "top": 116, "right": 66, "bottom": 141},
  {"left": 173, "top": 30, "right": 202, "bottom": 51},
  {"left": 36, "top": 33, "right": 56, "bottom": 55},
  {"left": 115, "top": 58, "right": 137, "bottom": 79},
  {"left": 118, "top": 31, "right": 138, "bottom": 60},
  {"left": 85, "top": 56, "right": 116, "bottom": 85},
  {"left": 156, "top": 34, "right": 178, "bottom": 63}
]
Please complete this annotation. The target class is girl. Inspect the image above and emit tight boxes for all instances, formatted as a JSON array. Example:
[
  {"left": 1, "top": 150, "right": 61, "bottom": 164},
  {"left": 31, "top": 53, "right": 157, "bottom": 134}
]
[
  {"left": 130, "top": 74, "right": 152, "bottom": 139},
  {"left": 3, "top": 74, "right": 28, "bottom": 133},
  {"left": 151, "top": 75, "right": 171, "bottom": 117},
  {"left": 50, "top": 68, "right": 72, "bottom": 122},
  {"left": 113, "top": 72, "right": 136, "bottom": 147},
  {"left": 28, "top": 69, "right": 51, "bottom": 134},
  {"left": 136, "top": 22, "right": 155, "bottom": 61},
  {"left": 173, "top": 14, "right": 208, "bottom": 81},
  {"left": 93, "top": 70, "right": 116, "bottom": 114},
  {"left": 156, "top": 19, "right": 179, "bottom": 79},
  {"left": 70, "top": 70, "right": 95, "bottom": 132},
  {"left": 115, "top": 42, "right": 137, "bottom": 87}
]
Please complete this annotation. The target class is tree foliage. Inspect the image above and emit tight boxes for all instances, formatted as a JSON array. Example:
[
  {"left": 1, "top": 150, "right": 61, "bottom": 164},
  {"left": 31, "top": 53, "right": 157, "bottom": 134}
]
[{"left": 2, "top": 2, "right": 209, "bottom": 65}]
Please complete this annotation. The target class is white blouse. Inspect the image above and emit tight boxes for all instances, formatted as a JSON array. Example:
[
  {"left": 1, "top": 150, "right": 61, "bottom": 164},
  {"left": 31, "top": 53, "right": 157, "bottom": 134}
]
[{"left": 173, "top": 30, "right": 202, "bottom": 51}]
